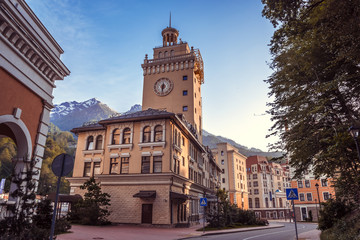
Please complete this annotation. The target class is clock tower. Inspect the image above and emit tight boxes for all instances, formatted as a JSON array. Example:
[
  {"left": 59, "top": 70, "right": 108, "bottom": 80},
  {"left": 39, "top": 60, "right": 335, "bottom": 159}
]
[{"left": 141, "top": 23, "right": 204, "bottom": 141}]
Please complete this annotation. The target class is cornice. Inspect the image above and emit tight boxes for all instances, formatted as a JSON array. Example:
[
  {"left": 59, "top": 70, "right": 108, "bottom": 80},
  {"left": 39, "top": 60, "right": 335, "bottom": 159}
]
[{"left": 0, "top": 3, "right": 69, "bottom": 83}]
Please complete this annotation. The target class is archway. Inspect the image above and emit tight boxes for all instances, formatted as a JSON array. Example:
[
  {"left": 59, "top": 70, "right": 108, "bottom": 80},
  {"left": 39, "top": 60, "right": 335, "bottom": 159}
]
[{"left": 0, "top": 115, "right": 32, "bottom": 202}]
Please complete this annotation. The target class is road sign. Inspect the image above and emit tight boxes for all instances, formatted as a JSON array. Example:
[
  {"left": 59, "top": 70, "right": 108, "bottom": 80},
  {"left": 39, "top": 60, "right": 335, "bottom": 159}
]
[
  {"left": 51, "top": 153, "right": 74, "bottom": 177},
  {"left": 0, "top": 178, "right": 5, "bottom": 194},
  {"left": 200, "top": 198, "right": 207, "bottom": 206},
  {"left": 286, "top": 188, "right": 299, "bottom": 200}
]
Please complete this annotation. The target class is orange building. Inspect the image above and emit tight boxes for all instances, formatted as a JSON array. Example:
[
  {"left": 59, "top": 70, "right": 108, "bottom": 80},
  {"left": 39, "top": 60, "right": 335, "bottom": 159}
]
[
  {"left": 291, "top": 178, "right": 335, "bottom": 221},
  {"left": 0, "top": 0, "right": 69, "bottom": 204}
]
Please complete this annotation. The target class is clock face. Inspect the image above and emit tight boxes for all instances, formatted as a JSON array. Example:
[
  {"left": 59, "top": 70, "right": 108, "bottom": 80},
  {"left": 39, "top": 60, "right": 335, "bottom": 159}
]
[{"left": 154, "top": 78, "right": 173, "bottom": 96}]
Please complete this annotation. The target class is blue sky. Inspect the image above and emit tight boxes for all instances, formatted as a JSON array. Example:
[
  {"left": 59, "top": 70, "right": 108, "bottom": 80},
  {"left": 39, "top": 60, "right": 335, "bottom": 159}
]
[{"left": 27, "top": 0, "right": 277, "bottom": 151}]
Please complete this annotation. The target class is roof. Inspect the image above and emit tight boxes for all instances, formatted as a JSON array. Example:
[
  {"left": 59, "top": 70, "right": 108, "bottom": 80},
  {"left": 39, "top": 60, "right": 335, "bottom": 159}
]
[{"left": 100, "top": 108, "right": 174, "bottom": 124}]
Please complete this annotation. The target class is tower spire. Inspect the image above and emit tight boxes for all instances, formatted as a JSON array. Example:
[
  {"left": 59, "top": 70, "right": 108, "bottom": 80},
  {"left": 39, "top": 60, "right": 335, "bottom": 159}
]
[{"left": 169, "top": 12, "right": 171, "bottom": 28}]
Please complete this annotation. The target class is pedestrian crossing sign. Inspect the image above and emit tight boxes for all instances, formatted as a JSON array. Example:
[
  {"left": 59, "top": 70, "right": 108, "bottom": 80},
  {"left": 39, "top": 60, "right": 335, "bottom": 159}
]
[
  {"left": 286, "top": 188, "right": 299, "bottom": 200},
  {"left": 200, "top": 198, "right": 207, "bottom": 206}
]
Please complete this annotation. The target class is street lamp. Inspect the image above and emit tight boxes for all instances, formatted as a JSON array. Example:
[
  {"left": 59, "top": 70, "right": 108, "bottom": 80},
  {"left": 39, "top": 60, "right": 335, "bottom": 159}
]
[
  {"left": 348, "top": 126, "right": 360, "bottom": 161},
  {"left": 315, "top": 183, "right": 321, "bottom": 211}
]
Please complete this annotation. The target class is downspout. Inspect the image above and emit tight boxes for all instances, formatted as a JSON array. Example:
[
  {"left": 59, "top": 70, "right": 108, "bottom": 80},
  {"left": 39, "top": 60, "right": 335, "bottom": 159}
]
[{"left": 170, "top": 122, "right": 174, "bottom": 225}]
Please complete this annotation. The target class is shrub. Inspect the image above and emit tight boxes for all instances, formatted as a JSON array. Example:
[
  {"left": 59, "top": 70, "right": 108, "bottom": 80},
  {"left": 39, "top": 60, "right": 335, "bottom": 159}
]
[{"left": 318, "top": 198, "right": 353, "bottom": 231}]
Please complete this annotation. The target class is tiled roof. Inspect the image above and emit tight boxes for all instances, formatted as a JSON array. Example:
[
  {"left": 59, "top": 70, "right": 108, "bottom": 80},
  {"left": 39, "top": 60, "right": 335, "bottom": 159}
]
[{"left": 102, "top": 108, "right": 174, "bottom": 122}]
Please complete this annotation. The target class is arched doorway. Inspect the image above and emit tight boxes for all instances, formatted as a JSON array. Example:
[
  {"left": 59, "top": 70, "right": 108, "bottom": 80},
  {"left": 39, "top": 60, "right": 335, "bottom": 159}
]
[{"left": 0, "top": 115, "right": 32, "bottom": 202}]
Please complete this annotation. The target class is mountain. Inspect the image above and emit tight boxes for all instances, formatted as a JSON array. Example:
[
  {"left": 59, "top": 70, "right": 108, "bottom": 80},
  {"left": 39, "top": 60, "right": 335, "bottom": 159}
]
[
  {"left": 51, "top": 98, "right": 119, "bottom": 131},
  {"left": 50, "top": 98, "right": 282, "bottom": 158},
  {"left": 202, "top": 130, "right": 283, "bottom": 158}
]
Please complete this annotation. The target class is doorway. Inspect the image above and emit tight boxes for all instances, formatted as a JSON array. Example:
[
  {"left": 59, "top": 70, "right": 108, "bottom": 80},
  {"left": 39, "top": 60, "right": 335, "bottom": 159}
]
[{"left": 142, "top": 204, "right": 153, "bottom": 224}]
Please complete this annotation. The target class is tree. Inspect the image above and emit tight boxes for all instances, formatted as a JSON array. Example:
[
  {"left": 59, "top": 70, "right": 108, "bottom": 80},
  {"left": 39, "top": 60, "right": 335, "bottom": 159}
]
[
  {"left": 70, "top": 177, "right": 111, "bottom": 225},
  {"left": 262, "top": 0, "right": 360, "bottom": 203}
]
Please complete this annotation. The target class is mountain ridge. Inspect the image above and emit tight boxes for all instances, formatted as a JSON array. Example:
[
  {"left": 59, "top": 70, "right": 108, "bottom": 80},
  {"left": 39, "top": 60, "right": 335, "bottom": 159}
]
[{"left": 50, "top": 98, "right": 282, "bottom": 158}]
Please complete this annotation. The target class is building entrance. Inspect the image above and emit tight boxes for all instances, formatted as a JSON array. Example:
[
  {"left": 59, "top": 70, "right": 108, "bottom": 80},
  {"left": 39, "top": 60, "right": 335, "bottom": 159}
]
[{"left": 142, "top": 204, "right": 153, "bottom": 224}]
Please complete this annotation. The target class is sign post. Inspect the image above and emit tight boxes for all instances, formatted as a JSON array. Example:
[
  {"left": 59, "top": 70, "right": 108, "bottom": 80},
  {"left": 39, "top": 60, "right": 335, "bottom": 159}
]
[
  {"left": 200, "top": 197, "right": 207, "bottom": 233},
  {"left": 0, "top": 178, "right": 5, "bottom": 194},
  {"left": 49, "top": 154, "right": 74, "bottom": 240},
  {"left": 286, "top": 188, "right": 299, "bottom": 240}
]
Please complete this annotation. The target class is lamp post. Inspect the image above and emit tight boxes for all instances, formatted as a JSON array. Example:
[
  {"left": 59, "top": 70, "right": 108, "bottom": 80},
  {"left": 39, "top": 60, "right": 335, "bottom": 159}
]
[
  {"left": 348, "top": 126, "right": 360, "bottom": 162},
  {"left": 315, "top": 183, "right": 321, "bottom": 211}
]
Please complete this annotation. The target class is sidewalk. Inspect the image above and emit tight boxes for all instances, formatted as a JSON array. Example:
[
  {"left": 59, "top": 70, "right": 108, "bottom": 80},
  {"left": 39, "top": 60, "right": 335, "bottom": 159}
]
[
  {"left": 57, "top": 222, "right": 284, "bottom": 240},
  {"left": 297, "top": 229, "right": 321, "bottom": 240}
]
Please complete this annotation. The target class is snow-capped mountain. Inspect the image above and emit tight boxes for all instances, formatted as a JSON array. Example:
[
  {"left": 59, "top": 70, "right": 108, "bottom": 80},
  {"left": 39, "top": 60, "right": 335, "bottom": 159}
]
[
  {"left": 50, "top": 98, "right": 140, "bottom": 132},
  {"left": 51, "top": 98, "right": 101, "bottom": 118}
]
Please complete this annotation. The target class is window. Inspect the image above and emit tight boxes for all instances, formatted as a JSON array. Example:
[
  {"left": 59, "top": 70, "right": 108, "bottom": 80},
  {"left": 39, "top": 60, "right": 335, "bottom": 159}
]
[
  {"left": 253, "top": 174, "right": 258, "bottom": 179},
  {"left": 110, "top": 158, "right": 119, "bottom": 174},
  {"left": 279, "top": 198, "right": 283, "bottom": 208},
  {"left": 221, "top": 160, "right": 224, "bottom": 165},
  {"left": 183, "top": 90, "right": 188, "bottom": 96},
  {"left": 248, "top": 182, "right": 251, "bottom": 187},
  {"left": 182, "top": 156, "right": 185, "bottom": 166},
  {"left": 183, "top": 75, "right": 187, "bottom": 80},
  {"left": 95, "top": 135, "right": 103, "bottom": 150},
  {"left": 183, "top": 106, "right": 188, "bottom": 112},
  {"left": 253, "top": 181, "right": 258, "bottom": 187},
  {"left": 158, "top": 52, "right": 162, "bottom": 58},
  {"left": 222, "top": 169, "right": 225, "bottom": 174},
  {"left": 255, "top": 198, "right": 260, "bottom": 208},
  {"left": 249, "top": 198, "right": 253, "bottom": 208},
  {"left": 153, "top": 156, "right": 162, "bottom": 173},
  {"left": 299, "top": 193, "right": 305, "bottom": 201},
  {"left": 323, "top": 192, "right": 330, "bottom": 200},
  {"left": 306, "top": 193, "right": 313, "bottom": 201},
  {"left": 143, "top": 126, "right": 151, "bottom": 143},
  {"left": 154, "top": 125, "right": 163, "bottom": 142},
  {"left": 265, "top": 198, "right": 269, "bottom": 208},
  {"left": 86, "top": 136, "right": 94, "bottom": 150},
  {"left": 164, "top": 51, "right": 168, "bottom": 57},
  {"left": 182, "top": 137, "right": 185, "bottom": 146},
  {"left": 120, "top": 157, "right": 129, "bottom": 174},
  {"left": 122, "top": 128, "right": 131, "bottom": 144},
  {"left": 141, "top": 156, "right": 150, "bottom": 173},
  {"left": 305, "top": 179, "right": 310, "bottom": 188},
  {"left": 112, "top": 129, "right": 120, "bottom": 145},
  {"left": 298, "top": 180, "right": 303, "bottom": 188},
  {"left": 170, "top": 50, "right": 174, "bottom": 56},
  {"left": 93, "top": 162, "right": 100, "bottom": 175},
  {"left": 321, "top": 179, "right": 328, "bottom": 187},
  {"left": 254, "top": 189, "right": 259, "bottom": 195},
  {"left": 222, "top": 178, "right": 225, "bottom": 183},
  {"left": 221, "top": 151, "right": 224, "bottom": 156},
  {"left": 83, "top": 162, "right": 91, "bottom": 177}
]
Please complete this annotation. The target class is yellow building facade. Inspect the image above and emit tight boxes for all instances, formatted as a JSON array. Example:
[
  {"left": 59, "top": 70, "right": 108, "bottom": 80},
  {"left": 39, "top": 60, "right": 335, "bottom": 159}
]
[
  {"left": 68, "top": 24, "right": 220, "bottom": 226},
  {"left": 212, "top": 143, "right": 249, "bottom": 209}
]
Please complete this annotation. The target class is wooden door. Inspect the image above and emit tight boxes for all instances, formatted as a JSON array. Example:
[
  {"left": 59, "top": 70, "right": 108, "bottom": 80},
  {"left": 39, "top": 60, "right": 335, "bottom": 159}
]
[{"left": 142, "top": 204, "right": 153, "bottom": 224}]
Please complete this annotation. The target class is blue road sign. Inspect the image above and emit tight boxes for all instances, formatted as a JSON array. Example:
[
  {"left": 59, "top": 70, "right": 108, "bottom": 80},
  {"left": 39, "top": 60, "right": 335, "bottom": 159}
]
[
  {"left": 286, "top": 188, "right": 299, "bottom": 200},
  {"left": 200, "top": 198, "right": 207, "bottom": 206},
  {"left": 0, "top": 178, "right": 5, "bottom": 194}
]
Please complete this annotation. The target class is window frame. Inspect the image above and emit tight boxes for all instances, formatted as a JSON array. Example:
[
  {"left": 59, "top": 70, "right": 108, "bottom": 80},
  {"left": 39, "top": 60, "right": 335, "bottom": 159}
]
[
  {"left": 153, "top": 156, "right": 162, "bottom": 173},
  {"left": 141, "top": 156, "right": 150, "bottom": 174},
  {"left": 93, "top": 162, "right": 101, "bottom": 175},
  {"left": 154, "top": 125, "right": 163, "bottom": 142},
  {"left": 122, "top": 128, "right": 131, "bottom": 144},
  {"left": 83, "top": 162, "right": 91, "bottom": 177},
  {"left": 110, "top": 158, "right": 119, "bottom": 174},
  {"left": 142, "top": 126, "right": 151, "bottom": 143},
  {"left": 120, "top": 157, "right": 129, "bottom": 174},
  {"left": 86, "top": 136, "right": 94, "bottom": 150},
  {"left": 112, "top": 128, "right": 120, "bottom": 145},
  {"left": 95, "top": 135, "right": 102, "bottom": 150}
]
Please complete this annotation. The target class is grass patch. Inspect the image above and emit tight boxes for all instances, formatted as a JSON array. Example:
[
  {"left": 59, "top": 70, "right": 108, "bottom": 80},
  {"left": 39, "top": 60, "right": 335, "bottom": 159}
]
[{"left": 196, "top": 224, "right": 263, "bottom": 231}]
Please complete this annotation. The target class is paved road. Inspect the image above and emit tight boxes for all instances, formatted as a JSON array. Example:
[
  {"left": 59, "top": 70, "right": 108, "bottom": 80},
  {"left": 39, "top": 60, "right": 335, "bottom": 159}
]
[{"left": 189, "top": 222, "right": 318, "bottom": 240}]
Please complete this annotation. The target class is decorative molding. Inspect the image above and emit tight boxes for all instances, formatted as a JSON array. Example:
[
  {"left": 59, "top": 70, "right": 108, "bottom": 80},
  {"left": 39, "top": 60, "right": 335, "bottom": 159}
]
[{"left": 138, "top": 141, "right": 166, "bottom": 150}]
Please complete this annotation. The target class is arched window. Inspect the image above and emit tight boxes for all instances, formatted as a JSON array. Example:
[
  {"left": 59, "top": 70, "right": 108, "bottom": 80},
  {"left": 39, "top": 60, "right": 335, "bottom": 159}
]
[
  {"left": 154, "top": 125, "right": 163, "bottom": 142},
  {"left": 170, "top": 50, "right": 174, "bottom": 56},
  {"left": 122, "top": 128, "right": 131, "bottom": 144},
  {"left": 95, "top": 135, "right": 103, "bottom": 150},
  {"left": 112, "top": 128, "right": 120, "bottom": 145},
  {"left": 249, "top": 198, "right": 253, "bottom": 208},
  {"left": 143, "top": 126, "right": 151, "bottom": 143},
  {"left": 255, "top": 198, "right": 260, "bottom": 208},
  {"left": 158, "top": 52, "right": 162, "bottom": 58},
  {"left": 86, "top": 136, "right": 94, "bottom": 150},
  {"left": 164, "top": 51, "right": 168, "bottom": 57}
]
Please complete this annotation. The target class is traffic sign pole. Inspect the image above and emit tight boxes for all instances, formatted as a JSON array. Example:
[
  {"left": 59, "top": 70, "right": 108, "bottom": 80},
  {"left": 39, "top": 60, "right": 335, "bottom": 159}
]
[{"left": 292, "top": 200, "right": 298, "bottom": 240}]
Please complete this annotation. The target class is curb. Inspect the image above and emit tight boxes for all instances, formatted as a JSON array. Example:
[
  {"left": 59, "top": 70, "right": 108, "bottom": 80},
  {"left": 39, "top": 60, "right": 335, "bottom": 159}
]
[{"left": 179, "top": 224, "right": 284, "bottom": 239}]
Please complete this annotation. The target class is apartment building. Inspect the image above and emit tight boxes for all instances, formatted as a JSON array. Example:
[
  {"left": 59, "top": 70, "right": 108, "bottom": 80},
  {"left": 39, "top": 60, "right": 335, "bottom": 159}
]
[
  {"left": 212, "top": 143, "right": 249, "bottom": 209},
  {"left": 247, "top": 156, "right": 291, "bottom": 219}
]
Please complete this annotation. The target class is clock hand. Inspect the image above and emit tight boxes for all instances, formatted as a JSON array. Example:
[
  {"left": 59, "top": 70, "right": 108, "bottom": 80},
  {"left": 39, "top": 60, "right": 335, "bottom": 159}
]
[{"left": 161, "top": 83, "right": 165, "bottom": 92}]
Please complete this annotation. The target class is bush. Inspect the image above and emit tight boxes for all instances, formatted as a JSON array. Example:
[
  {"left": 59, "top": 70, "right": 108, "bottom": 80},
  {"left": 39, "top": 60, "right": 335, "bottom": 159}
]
[
  {"left": 318, "top": 198, "right": 353, "bottom": 231},
  {"left": 320, "top": 215, "right": 360, "bottom": 240}
]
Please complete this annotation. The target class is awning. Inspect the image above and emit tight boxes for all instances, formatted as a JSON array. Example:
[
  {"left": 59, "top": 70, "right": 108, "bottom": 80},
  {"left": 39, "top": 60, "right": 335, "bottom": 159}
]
[
  {"left": 170, "top": 191, "right": 189, "bottom": 203},
  {"left": 133, "top": 191, "right": 156, "bottom": 198}
]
